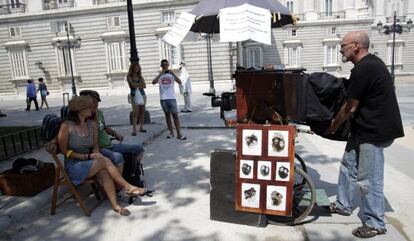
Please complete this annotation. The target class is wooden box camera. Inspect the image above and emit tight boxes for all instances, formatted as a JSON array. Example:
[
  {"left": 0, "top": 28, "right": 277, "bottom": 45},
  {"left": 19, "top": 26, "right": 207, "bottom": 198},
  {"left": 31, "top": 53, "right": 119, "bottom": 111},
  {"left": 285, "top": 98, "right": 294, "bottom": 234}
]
[{"left": 234, "top": 70, "right": 307, "bottom": 124}]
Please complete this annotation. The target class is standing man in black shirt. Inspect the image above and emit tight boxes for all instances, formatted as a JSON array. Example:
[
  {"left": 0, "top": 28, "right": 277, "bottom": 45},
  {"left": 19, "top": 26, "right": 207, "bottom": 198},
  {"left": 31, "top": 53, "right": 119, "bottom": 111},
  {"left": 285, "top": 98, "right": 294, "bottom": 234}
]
[{"left": 328, "top": 30, "right": 404, "bottom": 238}]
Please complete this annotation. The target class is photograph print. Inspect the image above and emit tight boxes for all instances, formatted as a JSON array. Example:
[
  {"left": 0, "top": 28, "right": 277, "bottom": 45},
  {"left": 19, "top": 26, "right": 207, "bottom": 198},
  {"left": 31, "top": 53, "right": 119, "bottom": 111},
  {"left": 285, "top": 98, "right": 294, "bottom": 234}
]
[
  {"left": 240, "top": 160, "right": 254, "bottom": 179},
  {"left": 241, "top": 183, "right": 261, "bottom": 208},
  {"left": 242, "top": 129, "right": 262, "bottom": 156},
  {"left": 266, "top": 185, "right": 287, "bottom": 211},
  {"left": 268, "top": 130, "right": 289, "bottom": 157},
  {"left": 257, "top": 161, "right": 272, "bottom": 180},
  {"left": 275, "top": 162, "right": 291, "bottom": 182}
]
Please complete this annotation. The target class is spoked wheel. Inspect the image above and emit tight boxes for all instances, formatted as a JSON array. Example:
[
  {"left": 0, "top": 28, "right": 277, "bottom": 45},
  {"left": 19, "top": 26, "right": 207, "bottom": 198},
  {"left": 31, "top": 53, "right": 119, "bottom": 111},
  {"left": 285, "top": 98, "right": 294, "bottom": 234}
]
[
  {"left": 294, "top": 153, "right": 307, "bottom": 186},
  {"left": 267, "top": 166, "right": 316, "bottom": 225}
]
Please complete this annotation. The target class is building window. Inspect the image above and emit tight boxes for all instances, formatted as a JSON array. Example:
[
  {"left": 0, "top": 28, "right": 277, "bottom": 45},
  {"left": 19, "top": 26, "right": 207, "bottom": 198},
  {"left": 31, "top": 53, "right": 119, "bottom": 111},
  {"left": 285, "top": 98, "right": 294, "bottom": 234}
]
[
  {"left": 286, "top": 1, "right": 294, "bottom": 13},
  {"left": 159, "top": 40, "right": 181, "bottom": 68},
  {"left": 8, "top": 48, "right": 29, "bottom": 79},
  {"left": 107, "top": 16, "right": 121, "bottom": 29},
  {"left": 105, "top": 41, "right": 126, "bottom": 73},
  {"left": 161, "top": 11, "right": 175, "bottom": 23},
  {"left": 51, "top": 20, "right": 69, "bottom": 33},
  {"left": 9, "top": 26, "right": 21, "bottom": 38},
  {"left": 323, "top": 0, "right": 333, "bottom": 16},
  {"left": 329, "top": 27, "right": 336, "bottom": 35},
  {"left": 284, "top": 45, "right": 302, "bottom": 68},
  {"left": 245, "top": 46, "right": 263, "bottom": 68},
  {"left": 324, "top": 44, "right": 339, "bottom": 66},
  {"left": 55, "top": 45, "right": 76, "bottom": 76},
  {"left": 387, "top": 42, "right": 403, "bottom": 65},
  {"left": 387, "top": 0, "right": 404, "bottom": 20}
]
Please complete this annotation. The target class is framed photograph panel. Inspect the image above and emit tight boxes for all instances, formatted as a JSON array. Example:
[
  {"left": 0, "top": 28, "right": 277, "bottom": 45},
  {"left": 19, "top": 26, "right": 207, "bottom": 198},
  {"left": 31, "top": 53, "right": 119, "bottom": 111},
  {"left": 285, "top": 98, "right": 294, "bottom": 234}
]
[
  {"left": 275, "top": 162, "right": 290, "bottom": 182},
  {"left": 235, "top": 124, "right": 295, "bottom": 215},
  {"left": 266, "top": 185, "right": 287, "bottom": 211},
  {"left": 241, "top": 129, "right": 262, "bottom": 156},
  {"left": 268, "top": 130, "right": 289, "bottom": 157},
  {"left": 241, "top": 183, "right": 261, "bottom": 208},
  {"left": 257, "top": 161, "right": 271, "bottom": 180},
  {"left": 240, "top": 160, "right": 254, "bottom": 179}
]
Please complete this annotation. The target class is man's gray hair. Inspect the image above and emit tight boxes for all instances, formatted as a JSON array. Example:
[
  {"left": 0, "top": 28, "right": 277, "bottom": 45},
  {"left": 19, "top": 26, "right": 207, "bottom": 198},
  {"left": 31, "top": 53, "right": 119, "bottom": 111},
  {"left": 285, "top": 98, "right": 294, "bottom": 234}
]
[{"left": 351, "top": 30, "right": 370, "bottom": 49}]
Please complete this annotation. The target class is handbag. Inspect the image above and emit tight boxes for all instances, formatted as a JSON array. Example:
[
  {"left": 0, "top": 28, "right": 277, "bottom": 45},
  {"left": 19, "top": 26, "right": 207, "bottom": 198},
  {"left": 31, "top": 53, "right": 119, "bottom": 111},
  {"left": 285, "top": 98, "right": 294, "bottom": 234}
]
[
  {"left": 134, "top": 89, "right": 145, "bottom": 105},
  {"left": 47, "top": 91, "right": 49, "bottom": 95}
]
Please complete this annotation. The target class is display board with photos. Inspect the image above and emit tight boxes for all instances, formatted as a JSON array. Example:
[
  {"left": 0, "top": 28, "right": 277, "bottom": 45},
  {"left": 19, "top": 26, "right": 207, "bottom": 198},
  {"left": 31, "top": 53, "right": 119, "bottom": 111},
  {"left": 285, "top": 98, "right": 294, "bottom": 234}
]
[{"left": 235, "top": 124, "right": 295, "bottom": 216}]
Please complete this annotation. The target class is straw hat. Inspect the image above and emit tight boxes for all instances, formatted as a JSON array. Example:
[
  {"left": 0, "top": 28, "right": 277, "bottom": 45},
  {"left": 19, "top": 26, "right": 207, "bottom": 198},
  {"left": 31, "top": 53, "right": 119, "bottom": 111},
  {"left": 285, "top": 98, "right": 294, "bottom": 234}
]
[
  {"left": 79, "top": 90, "right": 101, "bottom": 102},
  {"left": 68, "top": 96, "right": 93, "bottom": 111}
]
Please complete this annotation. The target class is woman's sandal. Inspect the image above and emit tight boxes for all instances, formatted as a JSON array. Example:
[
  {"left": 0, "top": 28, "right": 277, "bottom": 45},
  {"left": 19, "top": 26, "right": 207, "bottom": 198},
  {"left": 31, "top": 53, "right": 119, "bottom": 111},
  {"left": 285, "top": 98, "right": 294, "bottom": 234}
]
[
  {"left": 166, "top": 134, "right": 174, "bottom": 139},
  {"left": 177, "top": 135, "right": 187, "bottom": 140},
  {"left": 352, "top": 225, "right": 386, "bottom": 238},
  {"left": 114, "top": 207, "right": 131, "bottom": 216},
  {"left": 126, "top": 187, "right": 154, "bottom": 197},
  {"left": 131, "top": 132, "right": 137, "bottom": 136},
  {"left": 140, "top": 129, "right": 147, "bottom": 133}
]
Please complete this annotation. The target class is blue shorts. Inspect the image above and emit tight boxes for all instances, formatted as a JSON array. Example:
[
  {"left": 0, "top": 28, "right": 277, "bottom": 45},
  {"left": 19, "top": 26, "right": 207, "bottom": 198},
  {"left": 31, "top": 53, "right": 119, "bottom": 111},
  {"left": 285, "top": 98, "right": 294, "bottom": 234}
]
[
  {"left": 160, "top": 99, "right": 178, "bottom": 113},
  {"left": 65, "top": 159, "right": 94, "bottom": 186},
  {"left": 101, "top": 143, "right": 144, "bottom": 166}
]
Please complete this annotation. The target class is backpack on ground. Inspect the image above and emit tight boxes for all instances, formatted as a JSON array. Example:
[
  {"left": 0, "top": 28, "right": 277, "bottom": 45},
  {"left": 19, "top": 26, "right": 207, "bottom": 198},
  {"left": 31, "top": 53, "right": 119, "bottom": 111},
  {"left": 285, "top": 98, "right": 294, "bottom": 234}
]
[
  {"left": 122, "top": 152, "right": 144, "bottom": 188},
  {"left": 60, "top": 106, "right": 69, "bottom": 121},
  {"left": 41, "top": 114, "right": 62, "bottom": 142}
]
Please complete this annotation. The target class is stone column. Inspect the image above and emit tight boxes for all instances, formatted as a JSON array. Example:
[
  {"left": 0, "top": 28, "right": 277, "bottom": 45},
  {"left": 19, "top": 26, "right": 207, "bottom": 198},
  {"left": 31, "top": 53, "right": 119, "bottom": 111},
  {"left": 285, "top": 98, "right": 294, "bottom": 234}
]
[
  {"left": 28, "top": 0, "right": 43, "bottom": 12},
  {"left": 407, "top": 0, "right": 414, "bottom": 22},
  {"left": 375, "top": 0, "right": 386, "bottom": 24},
  {"left": 344, "top": 0, "right": 357, "bottom": 19},
  {"left": 304, "top": 0, "right": 318, "bottom": 21},
  {"left": 77, "top": 0, "right": 93, "bottom": 8}
]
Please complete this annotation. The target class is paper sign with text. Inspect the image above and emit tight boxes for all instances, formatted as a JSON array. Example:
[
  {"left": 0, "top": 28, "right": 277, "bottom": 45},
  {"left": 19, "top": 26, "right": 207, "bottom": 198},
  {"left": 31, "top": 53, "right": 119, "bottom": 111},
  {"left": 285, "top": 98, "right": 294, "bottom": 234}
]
[
  {"left": 162, "top": 12, "right": 196, "bottom": 47},
  {"left": 219, "top": 4, "right": 271, "bottom": 45}
]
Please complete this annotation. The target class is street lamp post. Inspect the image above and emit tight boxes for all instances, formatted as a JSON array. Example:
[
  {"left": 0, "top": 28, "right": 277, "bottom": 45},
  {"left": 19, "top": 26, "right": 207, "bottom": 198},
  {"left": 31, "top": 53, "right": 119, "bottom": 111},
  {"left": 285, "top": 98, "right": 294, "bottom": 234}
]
[
  {"left": 65, "top": 22, "right": 77, "bottom": 96},
  {"left": 377, "top": 11, "right": 412, "bottom": 86},
  {"left": 126, "top": 0, "right": 139, "bottom": 63}
]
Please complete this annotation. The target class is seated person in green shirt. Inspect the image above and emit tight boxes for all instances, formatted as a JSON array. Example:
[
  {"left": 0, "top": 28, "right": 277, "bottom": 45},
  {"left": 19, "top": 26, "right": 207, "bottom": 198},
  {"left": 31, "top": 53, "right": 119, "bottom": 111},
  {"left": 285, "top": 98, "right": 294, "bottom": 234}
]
[{"left": 80, "top": 90, "right": 144, "bottom": 174}]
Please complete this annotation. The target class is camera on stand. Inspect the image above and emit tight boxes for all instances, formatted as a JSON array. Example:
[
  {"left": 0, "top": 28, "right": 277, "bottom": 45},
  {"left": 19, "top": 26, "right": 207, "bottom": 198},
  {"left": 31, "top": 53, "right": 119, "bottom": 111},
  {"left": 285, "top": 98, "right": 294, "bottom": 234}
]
[{"left": 204, "top": 91, "right": 236, "bottom": 125}]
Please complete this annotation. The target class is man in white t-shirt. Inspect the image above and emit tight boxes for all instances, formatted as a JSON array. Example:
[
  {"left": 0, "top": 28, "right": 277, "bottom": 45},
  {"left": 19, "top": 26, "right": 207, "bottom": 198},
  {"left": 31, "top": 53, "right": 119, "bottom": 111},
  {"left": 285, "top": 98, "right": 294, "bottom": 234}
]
[{"left": 152, "top": 59, "right": 186, "bottom": 140}]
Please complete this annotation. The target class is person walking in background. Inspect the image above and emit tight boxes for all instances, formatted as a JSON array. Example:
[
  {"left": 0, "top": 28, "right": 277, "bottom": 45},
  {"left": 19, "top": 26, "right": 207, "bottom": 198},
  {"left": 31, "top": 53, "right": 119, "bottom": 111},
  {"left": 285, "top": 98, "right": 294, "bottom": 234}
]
[
  {"left": 127, "top": 63, "right": 147, "bottom": 136},
  {"left": 328, "top": 30, "right": 404, "bottom": 238},
  {"left": 37, "top": 77, "right": 49, "bottom": 109},
  {"left": 179, "top": 61, "right": 192, "bottom": 113},
  {"left": 152, "top": 59, "right": 186, "bottom": 140},
  {"left": 25, "top": 79, "right": 39, "bottom": 111}
]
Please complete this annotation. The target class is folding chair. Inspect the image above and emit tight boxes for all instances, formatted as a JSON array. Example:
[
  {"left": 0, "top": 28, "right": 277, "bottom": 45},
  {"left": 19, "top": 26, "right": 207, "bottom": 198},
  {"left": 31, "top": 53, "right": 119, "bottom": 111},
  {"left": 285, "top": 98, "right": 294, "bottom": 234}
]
[{"left": 50, "top": 151, "right": 104, "bottom": 216}]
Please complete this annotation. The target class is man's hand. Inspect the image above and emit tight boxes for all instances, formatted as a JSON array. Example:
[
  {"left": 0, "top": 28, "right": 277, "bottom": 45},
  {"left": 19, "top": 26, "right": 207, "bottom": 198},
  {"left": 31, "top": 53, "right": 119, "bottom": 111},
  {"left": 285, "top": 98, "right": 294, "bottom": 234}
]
[
  {"left": 90, "top": 152, "right": 103, "bottom": 160},
  {"left": 325, "top": 119, "right": 338, "bottom": 135},
  {"left": 115, "top": 133, "right": 124, "bottom": 142}
]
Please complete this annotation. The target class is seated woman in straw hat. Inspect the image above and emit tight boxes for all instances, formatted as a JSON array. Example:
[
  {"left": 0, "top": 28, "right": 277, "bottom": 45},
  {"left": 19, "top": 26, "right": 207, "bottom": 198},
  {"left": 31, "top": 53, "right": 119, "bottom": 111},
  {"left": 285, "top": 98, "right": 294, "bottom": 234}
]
[{"left": 57, "top": 96, "right": 151, "bottom": 216}]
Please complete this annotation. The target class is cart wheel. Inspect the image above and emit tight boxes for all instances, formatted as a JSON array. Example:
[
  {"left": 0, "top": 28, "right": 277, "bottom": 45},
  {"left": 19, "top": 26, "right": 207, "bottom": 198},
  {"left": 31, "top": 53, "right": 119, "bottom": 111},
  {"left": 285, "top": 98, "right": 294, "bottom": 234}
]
[
  {"left": 267, "top": 166, "right": 316, "bottom": 225},
  {"left": 294, "top": 153, "right": 308, "bottom": 186}
]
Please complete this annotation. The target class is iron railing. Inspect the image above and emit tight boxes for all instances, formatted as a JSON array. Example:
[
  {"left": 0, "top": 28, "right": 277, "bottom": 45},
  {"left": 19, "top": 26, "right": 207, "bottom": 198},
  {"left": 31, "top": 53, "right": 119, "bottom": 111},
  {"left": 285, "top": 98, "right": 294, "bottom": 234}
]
[
  {"left": 386, "top": 15, "right": 406, "bottom": 23},
  {"left": 43, "top": 0, "right": 75, "bottom": 10},
  {"left": 93, "top": 0, "right": 125, "bottom": 4},
  {"left": 0, "top": 127, "right": 44, "bottom": 161},
  {"left": 0, "top": 3, "right": 26, "bottom": 15},
  {"left": 318, "top": 11, "right": 346, "bottom": 20}
]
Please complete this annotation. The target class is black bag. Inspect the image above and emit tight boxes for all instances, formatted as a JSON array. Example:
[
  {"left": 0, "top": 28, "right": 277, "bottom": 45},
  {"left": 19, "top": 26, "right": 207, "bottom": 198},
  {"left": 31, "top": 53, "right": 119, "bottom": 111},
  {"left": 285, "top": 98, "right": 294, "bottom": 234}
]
[
  {"left": 60, "top": 106, "right": 69, "bottom": 120},
  {"left": 41, "top": 114, "right": 62, "bottom": 142},
  {"left": 304, "top": 73, "right": 350, "bottom": 141},
  {"left": 12, "top": 158, "right": 44, "bottom": 174},
  {"left": 122, "top": 152, "right": 144, "bottom": 187}
]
